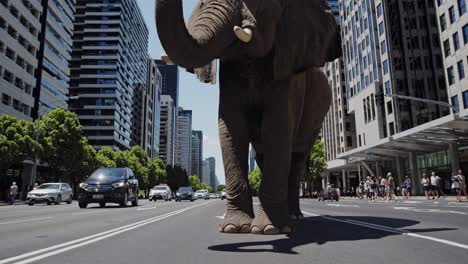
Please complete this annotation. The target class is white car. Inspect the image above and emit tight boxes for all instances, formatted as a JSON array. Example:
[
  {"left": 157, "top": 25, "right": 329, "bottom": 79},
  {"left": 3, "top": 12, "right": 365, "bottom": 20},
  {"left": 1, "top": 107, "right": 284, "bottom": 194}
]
[
  {"left": 195, "top": 189, "right": 210, "bottom": 200},
  {"left": 27, "top": 183, "right": 73, "bottom": 205},
  {"left": 149, "top": 185, "right": 172, "bottom": 201},
  {"left": 221, "top": 189, "right": 226, "bottom": 200}
]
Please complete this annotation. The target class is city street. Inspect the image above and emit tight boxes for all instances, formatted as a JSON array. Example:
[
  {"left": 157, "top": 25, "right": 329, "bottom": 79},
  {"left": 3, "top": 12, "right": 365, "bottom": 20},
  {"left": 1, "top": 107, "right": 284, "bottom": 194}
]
[{"left": 0, "top": 198, "right": 467, "bottom": 264}]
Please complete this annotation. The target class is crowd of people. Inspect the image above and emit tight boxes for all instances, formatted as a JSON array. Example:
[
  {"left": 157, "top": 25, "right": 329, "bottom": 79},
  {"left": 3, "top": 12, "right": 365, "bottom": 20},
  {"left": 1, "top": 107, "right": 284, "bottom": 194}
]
[{"left": 354, "top": 170, "right": 468, "bottom": 202}]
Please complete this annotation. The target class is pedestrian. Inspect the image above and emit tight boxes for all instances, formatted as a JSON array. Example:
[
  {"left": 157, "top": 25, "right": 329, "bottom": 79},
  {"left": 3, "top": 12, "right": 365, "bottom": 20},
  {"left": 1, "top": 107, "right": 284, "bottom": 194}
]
[
  {"left": 372, "top": 176, "right": 379, "bottom": 201},
  {"left": 457, "top": 170, "right": 468, "bottom": 200},
  {"left": 9, "top": 182, "right": 18, "bottom": 205},
  {"left": 421, "top": 174, "right": 430, "bottom": 200},
  {"left": 386, "top": 172, "right": 398, "bottom": 202},
  {"left": 451, "top": 174, "right": 462, "bottom": 202},
  {"left": 33, "top": 183, "right": 39, "bottom": 190},
  {"left": 365, "top": 177, "right": 372, "bottom": 200},
  {"left": 429, "top": 172, "right": 439, "bottom": 199},
  {"left": 358, "top": 181, "right": 365, "bottom": 199},
  {"left": 403, "top": 176, "right": 412, "bottom": 199},
  {"left": 435, "top": 175, "right": 446, "bottom": 199},
  {"left": 379, "top": 176, "right": 386, "bottom": 200}
]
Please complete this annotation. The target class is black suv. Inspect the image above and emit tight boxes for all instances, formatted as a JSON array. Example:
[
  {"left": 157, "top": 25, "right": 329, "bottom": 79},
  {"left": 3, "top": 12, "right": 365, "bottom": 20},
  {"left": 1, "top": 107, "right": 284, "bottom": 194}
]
[
  {"left": 175, "top": 186, "right": 195, "bottom": 202},
  {"left": 77, "top": 168, "right": 139, "bottom": 208}
]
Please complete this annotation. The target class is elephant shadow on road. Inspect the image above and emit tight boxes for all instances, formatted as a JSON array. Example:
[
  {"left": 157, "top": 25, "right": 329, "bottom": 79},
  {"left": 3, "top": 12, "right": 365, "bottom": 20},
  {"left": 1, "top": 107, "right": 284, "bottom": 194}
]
[{"left": 208, "top": 216, "right": 457, "bottom": 254}]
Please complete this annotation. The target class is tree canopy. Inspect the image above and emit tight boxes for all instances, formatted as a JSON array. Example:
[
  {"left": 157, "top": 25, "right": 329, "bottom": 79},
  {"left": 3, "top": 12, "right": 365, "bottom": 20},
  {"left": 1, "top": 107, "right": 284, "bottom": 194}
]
[
  {"left": 217, "top": 184, "right": 225, "bottom": 192},
  {"left": 248, "top": 167, "right": 261, "bottom": 196}
]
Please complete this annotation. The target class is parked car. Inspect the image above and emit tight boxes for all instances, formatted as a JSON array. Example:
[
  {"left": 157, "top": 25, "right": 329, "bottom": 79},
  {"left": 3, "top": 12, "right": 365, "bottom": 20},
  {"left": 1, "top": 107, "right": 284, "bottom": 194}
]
[
  {"left": 77, "top": 167, "right": 139, "bottom": 208},
  {"left": 149, "top": 185, "right": 172, "bottom": 201},
  {"left": 195, "top": 189, "right": 210, "bottom": 200},
  {"left": 26, "top": 183, "right": 73, "bottom": 205},
  {"left": 221, "top": 189, "right": 226, "bottom": 200},
  {"left": 175, "top": 186, "right": 195, "bottom": 202}
]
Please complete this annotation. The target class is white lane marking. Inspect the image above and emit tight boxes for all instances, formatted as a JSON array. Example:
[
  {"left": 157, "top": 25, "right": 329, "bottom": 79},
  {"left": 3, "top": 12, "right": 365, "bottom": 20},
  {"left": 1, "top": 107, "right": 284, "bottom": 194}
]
[
  {"left": 0, "top": 201, "right": 211, "bottom": 264},
  {"left": 401, "top": 201, "right": 422, "bottom": 204},
  {"left": 71, "top": 210, "right": 109, "bottom": 216},
  {"left": 327, "top": 204, "right": 360, "bottom": 208},
  {"left": 136, "top": 207, "right": 159, "bottom": 211},
  {"left": 0, "top": 217, "right": 52, "bottom": 225},
  {"left": 393, "top": 207, "right": 466, "bottom": 215},
  {"left": 216, "top": 216, "right": 224, "bottom": 219},
  {"left": 302, "top": 211, "right": 468, "bottom": 250}
]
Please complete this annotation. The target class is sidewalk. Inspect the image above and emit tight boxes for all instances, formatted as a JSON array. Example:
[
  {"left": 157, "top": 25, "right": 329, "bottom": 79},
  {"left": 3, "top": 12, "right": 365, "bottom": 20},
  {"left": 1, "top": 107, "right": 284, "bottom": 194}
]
[
  {"left": 340, "top": 195, "right": 463, "bottom": 202},
  {"left": 0, "top": 201, "right": 26, "bottom": 206}
]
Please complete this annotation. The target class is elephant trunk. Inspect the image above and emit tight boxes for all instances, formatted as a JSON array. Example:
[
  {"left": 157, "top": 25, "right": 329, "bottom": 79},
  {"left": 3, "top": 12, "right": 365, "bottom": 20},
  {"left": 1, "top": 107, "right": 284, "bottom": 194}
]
[{"left": 156, "top": 0, "right": 240, "bottom": 68}]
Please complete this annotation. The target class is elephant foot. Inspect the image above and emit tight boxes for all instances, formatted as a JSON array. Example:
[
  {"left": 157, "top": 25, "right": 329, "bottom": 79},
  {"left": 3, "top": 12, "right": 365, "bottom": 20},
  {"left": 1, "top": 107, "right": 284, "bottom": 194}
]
[
  {"left": 251, "top": 206, "right": 291, "bottom": 235},
  {"left": 289, "top": 206, "right": 304, "bottom": 222},
  {"left": 218, "top": 210, "right": 253, "bottom": 234}
]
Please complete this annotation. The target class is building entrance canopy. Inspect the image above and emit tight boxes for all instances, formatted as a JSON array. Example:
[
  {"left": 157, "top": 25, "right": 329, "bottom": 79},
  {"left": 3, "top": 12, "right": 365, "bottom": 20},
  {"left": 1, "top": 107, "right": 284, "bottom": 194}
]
[{"left": 337, "top": 114, "right": 468, "bottom": 162}]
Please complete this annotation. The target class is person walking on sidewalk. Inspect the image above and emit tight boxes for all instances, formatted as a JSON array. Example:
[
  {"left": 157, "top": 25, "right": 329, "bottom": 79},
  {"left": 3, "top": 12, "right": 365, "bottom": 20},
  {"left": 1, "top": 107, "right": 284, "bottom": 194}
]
[
  {"left": 429, "top": 172, "right": 439, "bottom": 199},
  {"left": 386, "top": 173, "right": 398, "bottom": 202},
  {"left": 435, "top": 174, "right": 446, "bottom": 199},
  {"left": 9, "top": 182, "right": 18, "bottom": 205},
  {"left": 421, "top": 174, "right": 430, "bottom": 200},
  {"left": 457, "top": 170, "right": 467, "bottom": 200},
  {"left": 452, "top": 174, "right": 462, "bottom": 202},
  {"left": 403, "top": 176, "right": 412, "bottom": 199}
]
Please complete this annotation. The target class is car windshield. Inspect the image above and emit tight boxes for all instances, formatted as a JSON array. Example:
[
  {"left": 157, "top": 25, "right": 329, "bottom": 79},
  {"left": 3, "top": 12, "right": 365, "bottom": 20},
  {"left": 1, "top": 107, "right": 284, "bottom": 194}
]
[
  {"left": 37, "top": 184, "right": 60, "bottom": 190},
  {"left": 178, "top": 187, "right": 191, "bottom": 192},
  {"left": 153, "top": 186, "right": 167, "bottom": 190},
  {"left": 88, "top": 168, "right": 126, "bottom": 180}
]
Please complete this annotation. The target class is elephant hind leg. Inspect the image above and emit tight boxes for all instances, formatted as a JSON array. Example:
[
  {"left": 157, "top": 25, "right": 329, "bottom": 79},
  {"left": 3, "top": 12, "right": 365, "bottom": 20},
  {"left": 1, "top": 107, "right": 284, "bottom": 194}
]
[{"left": 288, "top": 152, "right": 308, "bottom": 221}]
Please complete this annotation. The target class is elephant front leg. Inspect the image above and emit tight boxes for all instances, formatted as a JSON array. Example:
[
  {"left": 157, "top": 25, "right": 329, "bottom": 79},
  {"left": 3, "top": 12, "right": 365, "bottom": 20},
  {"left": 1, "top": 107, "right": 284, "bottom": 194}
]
[
  {"left": 218, "top": 104, "right": 254, "bottom": 233},
  {"left": 288, "top": 152, "right": 307, "bottom": 222}
]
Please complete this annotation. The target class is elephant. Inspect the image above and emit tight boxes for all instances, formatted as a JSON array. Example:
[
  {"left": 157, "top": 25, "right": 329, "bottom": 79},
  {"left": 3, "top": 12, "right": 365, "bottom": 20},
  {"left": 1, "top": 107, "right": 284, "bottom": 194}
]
[{"left": 156, "top": 0, "right": 340, "bottom": 234}]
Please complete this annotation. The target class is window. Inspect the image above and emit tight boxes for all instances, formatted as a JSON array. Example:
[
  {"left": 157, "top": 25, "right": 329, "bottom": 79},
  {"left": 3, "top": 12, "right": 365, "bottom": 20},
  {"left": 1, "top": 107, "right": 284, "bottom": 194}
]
[
  {"left": 346, "top": 136, "right": 353, "bottom": 147},
  {"left": 387, "top": 101, "right": 393, "bottom": 114},
  {"left": 385, "top": 81, "right": 391, "bottom": 95},
  {"left": 449, "top": 6, "right": 456, "bottom": 24},
  {"left": 389, "top": 122, "right": 395, "bottom": 136},
  {"left": 452, "top": 95, "right": 460, "bottom": 112},
  {"left": 381, "top": 40, "right": 387, "bottom": 54},
  {"left": 440, "top": 14, "right": 447, "bottom": 31},
  {"left": 463, "top": 91, "right": 468, "bottom": 109},
  {"left": 454, "top": 32, "right": 460, "bottom": 50},
  {"left": 458, "top": 60, "right": 465, "bottom": 79},
  {"left": 443, "top": 39, "right": 451, "bottom": 57},
  {"left": 377, "top": 3, "right": 382, "bottom": 17},
  {"left": 2, "top": 93, "right": 11, "bottom": 106},
  {"left": 459, "top": 0, "right": 467, "bottom": 16},
  {"left": 383, "top": 60, "right": 389, "bottom": 74},
  {"left": 448, "top": 66, "right": 455, "bottom": 85},
  {"left": 463, "top": 24, "right": 468, "bottom": 43},
  {"left": 379, "top": 22, "right": 385, "bottom": 35}
]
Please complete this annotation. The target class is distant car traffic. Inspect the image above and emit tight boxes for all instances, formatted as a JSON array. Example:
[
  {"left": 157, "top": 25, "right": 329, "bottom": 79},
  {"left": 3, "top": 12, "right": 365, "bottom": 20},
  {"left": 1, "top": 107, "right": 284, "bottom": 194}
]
[
  {"left": 175, "top": 186, "right": 195, "bottom": 202},
  {"left": 221, "top": 189, "right": 226, "bottom": 200},
  {"left": 195, "top": 189, "right": 210, "bottom": 200},
  {"left": 149, "top": 185, "right": 172, "bottom": 201},
  {"left": 77, "top": 167, "right": 139, "bottom": 208},
  {"left": 27, "top": 183, "right": 73, "bottom": 205}
]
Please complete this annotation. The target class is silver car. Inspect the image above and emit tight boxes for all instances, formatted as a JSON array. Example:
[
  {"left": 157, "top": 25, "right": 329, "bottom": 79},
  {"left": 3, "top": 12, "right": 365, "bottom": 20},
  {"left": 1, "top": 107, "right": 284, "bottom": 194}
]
[
  {"left": 149, "top": 185, "right": 172, "bottom": 201},
  {"left": 195, "top": 189, "right": 210, "bottom": 200},
  {"left": 27, "top": 183, "right": 73, "bottom": 205}
]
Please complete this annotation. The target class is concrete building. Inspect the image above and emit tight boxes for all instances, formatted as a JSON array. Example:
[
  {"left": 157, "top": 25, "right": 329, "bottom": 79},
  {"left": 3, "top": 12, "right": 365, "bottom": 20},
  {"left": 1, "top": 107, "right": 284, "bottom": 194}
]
[
  {"left": 159, "top": 95, "right": 175, "bottom": 165},
  {"left": 435, "top": 0, "right": 468, "bottom": 115},
  {"left": 175, "top": 107, "right": 192, "bottom": 174},
  {"left": 1, "top": 0, "right": 75, "bottom": 120},
  {"left": 203, "top": 157, "right": 217, "bottom": 190},
  {"left": 249, "top": 145, "right": 256, "bottom": 172},
  {"left": 69, "top": 0, "right": 149, "bottom": 150},
  {"left": 143, "top": 59, "right": 162, "bottom": 159},
  {"left": 191, "top": 130, "right": 203, "bottom": 178}
]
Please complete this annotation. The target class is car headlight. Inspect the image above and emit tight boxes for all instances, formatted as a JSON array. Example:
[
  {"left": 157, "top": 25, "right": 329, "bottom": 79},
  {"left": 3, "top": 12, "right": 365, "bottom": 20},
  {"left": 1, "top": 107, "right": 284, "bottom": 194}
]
[
  {"left": 112, "top": 182, "right": 126, "bottom": 188},
  {"left": 79, "top": 183, "right": 88, "bottom": 189},
  {"left": 176, "top": 192, "right": 180, "bottom": 196}
]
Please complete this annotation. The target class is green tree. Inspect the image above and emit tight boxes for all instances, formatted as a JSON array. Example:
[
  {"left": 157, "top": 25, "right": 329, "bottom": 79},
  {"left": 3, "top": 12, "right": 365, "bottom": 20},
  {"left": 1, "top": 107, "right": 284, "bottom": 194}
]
[
  {"left": 124, "top": 146, "right": 149, "bottom": 192},
  {"left": 189, "top": 175, "right": 201, "bottom": 191},
  {"left": 0, "top": 115, "right": 41, "bottom": 174},
  {"left": 96, "top": 147, "right": 117, "bottom": 168},
  {"left": 38, "top": 109, "right": 88, "bottom": 182},
  {"left": 248, "top": 167, "right": 262, "bottom": 196},
  {"left": 305, "top": 139, "right": 327, "bottom": 196},
  {"left": 217, "top": 184, "right": 225, "bottom": 192},
  {"left": 148, "top": 158, "right": 167, "bottom": 188},
  {"left": 200, "top": 183, "right": 213, "bottom": 193}
]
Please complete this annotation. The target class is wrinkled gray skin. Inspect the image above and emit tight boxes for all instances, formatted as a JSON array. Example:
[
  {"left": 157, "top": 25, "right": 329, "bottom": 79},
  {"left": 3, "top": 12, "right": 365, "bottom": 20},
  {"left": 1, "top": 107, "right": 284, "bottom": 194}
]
[{"left": 156, "top": 0, "right": 339, "bottom": 234}]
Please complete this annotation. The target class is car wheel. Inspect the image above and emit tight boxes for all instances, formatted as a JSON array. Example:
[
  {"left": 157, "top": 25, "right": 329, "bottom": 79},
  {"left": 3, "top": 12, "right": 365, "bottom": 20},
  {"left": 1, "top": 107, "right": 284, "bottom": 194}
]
[
  {"left": 47, "top": 201, "right": 52, "bottom": 205},
  {"left": 55, "top": 195, "right": 61, "bottom": 205},
  {"left": 131, "top": 194, "right": 138, "bottom": 207},
  {"left": 28, "top": 202, "right": 34, "bottom": 206},
  {"left": 66, "top": 195, "right": 72, "bottom": 204},
  {"left": 78, "top": 202, "right": 87, "bottom": 208},
  {"left": 99, "top": 202, "right": 106, "bottom": 208},
  {"left": 120, "top": 193, "right": 128, "bottom": 207}
]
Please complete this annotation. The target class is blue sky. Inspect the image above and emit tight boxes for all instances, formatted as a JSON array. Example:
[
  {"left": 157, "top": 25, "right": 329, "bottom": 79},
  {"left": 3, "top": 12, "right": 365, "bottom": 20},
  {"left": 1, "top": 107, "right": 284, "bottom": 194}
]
[{"left": 136, "top": 0, "right": 225, "bottom": 184}]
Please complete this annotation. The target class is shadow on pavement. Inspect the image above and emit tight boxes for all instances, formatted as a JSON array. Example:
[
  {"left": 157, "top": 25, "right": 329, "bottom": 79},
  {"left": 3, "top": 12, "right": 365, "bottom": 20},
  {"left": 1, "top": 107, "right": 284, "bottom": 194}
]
[{"left": 208, "top": 216, "right": 457, "bottom": 254}]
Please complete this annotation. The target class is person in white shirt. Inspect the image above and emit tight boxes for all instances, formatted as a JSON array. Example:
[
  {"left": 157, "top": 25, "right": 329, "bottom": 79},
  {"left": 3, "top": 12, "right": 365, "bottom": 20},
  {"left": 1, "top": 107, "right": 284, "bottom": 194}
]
[{"left": 429, "top": 172, "right": 438, "bottom": 200}]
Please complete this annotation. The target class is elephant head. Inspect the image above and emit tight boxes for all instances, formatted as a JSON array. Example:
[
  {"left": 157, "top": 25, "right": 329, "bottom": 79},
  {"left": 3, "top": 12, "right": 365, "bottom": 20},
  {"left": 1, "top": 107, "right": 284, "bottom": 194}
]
[{"left": 156, "top": 0, "right": 244, "bottom": 69}]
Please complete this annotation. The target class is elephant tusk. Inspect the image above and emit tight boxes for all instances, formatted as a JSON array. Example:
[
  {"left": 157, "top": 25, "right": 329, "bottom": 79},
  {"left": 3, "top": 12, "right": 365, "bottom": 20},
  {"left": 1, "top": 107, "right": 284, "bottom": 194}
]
[
  {"left": 161, "top": 55, "right": 175, "bottom": 65},
  {"left": 233, "top": 26, "right": 252, "bottom": 43}
]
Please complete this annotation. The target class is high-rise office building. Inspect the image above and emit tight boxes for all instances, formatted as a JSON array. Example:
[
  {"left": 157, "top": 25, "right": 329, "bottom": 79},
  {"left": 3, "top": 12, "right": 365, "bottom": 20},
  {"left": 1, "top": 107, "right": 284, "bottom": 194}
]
[
  {"left": 435, "top": 0, "right": 468, "bottom": 114},
  {"left": 143, "top": 59, "right": 162, "bottom": 159},
  {"left": 249, "top": 145, "right": 256, "bottom": 172},
  {"left": 69, "top": 0, "right": 149, "bottom": 150},
  {"left": 0, "top": 0, "right": 75, "bottom": 121},
  {"left": 159, "top": 95, "right": 175, "bottom": 165},
  {"left": 175, "top": 107, "right": 192, "bottom": 174},
  {"left": 205, "top": 157, "right": 217, "bottom": 190},
  {"left": 155, "top": 59, "right": 179, "bottom": 109},
  {"left": 191, "top": 130, "right": 203, "bottom": 178}
]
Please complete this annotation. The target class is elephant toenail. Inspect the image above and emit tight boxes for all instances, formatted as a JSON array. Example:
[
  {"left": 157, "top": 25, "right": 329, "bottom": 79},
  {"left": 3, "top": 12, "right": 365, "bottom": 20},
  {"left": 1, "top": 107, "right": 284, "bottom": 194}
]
[
  {"left": 251, "top": 226, "right": 263, "bottom": 234},
  {"left": 240, "top": 224, "right": 251, "bottom": 233},
  {"left": 223, "top": 224, "right": 239, "bottom": 233},
  {"left": 263, "top": 225, "right": 280, "bottom": 235}
]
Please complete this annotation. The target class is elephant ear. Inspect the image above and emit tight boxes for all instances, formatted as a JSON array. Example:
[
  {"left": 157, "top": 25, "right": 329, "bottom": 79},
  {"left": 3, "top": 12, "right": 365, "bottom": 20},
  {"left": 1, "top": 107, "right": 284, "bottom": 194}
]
[
  {"left": 186, "top": 60, "right": 217, "bottom": 84},
  {"left": 273, "top": 0, "right": 340, "bottom": 80}
]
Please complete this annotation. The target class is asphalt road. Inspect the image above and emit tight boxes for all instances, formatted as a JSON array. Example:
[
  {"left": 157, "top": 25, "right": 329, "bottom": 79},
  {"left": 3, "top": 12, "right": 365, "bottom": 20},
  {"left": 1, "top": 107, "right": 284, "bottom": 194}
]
[{"left": 0, "top": 198, "right": 467, "bottom": 264}]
